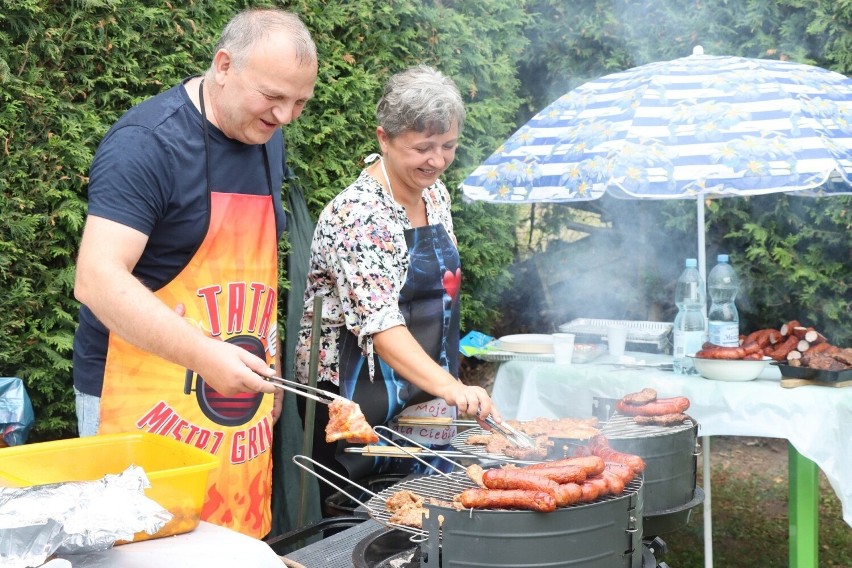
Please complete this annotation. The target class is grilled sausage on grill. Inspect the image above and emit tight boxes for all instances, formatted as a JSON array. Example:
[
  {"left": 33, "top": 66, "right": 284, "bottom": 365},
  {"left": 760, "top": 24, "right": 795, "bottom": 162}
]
[
  {"left": 458, "top": 489, "right": 557, "bottom": 512},
  {"left": 524, "top": 455, "right": 605, "bottom": 477},
  {"left": 615, "top": 397, "right": 689, "bottom": 417},
  {"left": 482, "top": 468, "right": 562, "bottom": 496},
  {"left": 589, "top": 435, "right": 646, "bottom": 473}
]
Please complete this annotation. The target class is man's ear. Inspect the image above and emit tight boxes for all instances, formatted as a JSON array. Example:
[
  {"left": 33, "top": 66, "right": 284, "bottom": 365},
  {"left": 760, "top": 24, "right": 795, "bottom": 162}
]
[{"left": 212, "top": 49, "right": 233, "bottom": 82}]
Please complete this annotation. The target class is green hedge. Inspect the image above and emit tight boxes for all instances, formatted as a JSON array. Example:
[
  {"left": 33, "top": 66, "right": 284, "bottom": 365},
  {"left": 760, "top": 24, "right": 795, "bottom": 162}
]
[{"left": 0, "top": 0, "right": 523, "bottom": 440}]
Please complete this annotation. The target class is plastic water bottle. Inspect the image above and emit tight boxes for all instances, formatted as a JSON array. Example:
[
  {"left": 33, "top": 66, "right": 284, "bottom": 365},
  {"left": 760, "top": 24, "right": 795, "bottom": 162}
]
[
  {"left": 673, "top": 258, "right": 706, "bottom": 375},
  {"left": 707, "top": 254, "right": 740, "bottom": 347}
]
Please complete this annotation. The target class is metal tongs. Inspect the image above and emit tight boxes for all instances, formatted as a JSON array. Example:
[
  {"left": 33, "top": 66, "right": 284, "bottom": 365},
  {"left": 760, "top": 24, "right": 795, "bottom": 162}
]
[
  {"left": 263, "top": 374, "right": 345, "bottom": 404},
  {"left": 263, "top": 374, "right": 537, "bottom": 450},
  {"left": 393, "top": 413, "right": 538, "bottom": 450},
  {"left": 482, "top": 415, "right": 539, "bottom": 450}
]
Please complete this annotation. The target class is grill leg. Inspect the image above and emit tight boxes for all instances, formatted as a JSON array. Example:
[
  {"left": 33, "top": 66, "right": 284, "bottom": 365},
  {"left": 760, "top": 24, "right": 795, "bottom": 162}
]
[{"left": 788, "top": 443, "right": 818, "bottom": 568}]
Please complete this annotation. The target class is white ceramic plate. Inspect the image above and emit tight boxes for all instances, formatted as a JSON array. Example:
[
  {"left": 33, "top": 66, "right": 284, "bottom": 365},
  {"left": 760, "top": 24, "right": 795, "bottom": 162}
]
[
  {"left": 497, "top": 334, "right": 554, "bottom": 354},
  {"left": 689, "top": 356, "right": 771, "bottom": 382}
]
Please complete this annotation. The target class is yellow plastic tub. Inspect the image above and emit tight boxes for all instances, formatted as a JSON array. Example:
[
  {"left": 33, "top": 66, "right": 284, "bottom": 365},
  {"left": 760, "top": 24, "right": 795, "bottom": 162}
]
[{"left": 0, "top": 431, "right": 218, "bottom": 541}]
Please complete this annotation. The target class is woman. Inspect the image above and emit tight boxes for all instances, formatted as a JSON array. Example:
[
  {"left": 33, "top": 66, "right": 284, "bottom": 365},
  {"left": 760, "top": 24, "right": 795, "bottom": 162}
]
[{"left": 295, "top": 65, "right": 500, "bottom": 504}]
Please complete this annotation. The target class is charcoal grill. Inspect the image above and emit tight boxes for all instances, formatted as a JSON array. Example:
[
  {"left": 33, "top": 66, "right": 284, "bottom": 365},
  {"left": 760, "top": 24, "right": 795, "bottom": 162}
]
[
  {"left": 367, "top": 471, "right": 645, "bottom": 567},
  {"left": 276, "top": 518, "right": 672, "bottom": 567},
  {"left": 275, "top": 469, "right": 675, "bottom": 568},
  {"left": 602, "top": 413, "right": 702, "bottom": 535},
  {"left": 451, "top": 412, "right": 702, "bottom": 536}
]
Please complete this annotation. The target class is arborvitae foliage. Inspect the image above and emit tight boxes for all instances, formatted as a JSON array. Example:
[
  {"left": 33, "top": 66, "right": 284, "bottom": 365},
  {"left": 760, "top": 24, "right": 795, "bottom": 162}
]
[{"left": 0, "top": 0, "right": 523, "bottom": 440}]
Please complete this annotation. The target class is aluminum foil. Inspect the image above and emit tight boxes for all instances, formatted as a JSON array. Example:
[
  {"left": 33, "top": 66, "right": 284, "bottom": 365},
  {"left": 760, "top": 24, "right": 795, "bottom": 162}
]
[{"left": 0, "top": 465, "right": 172, "bottom": 568}]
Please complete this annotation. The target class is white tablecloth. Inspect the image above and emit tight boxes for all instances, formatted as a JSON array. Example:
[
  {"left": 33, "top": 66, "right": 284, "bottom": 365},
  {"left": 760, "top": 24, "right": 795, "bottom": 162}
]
[{"left": 490, "top": 353, "right": 852, "bottom": 527}]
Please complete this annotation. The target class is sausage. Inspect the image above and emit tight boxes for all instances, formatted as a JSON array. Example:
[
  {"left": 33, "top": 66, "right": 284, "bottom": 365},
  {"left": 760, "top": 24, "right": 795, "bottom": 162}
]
[
  {"left": 808, "top": 342, "right": 833, "bottom": 355},
  {"left": 767, "top": 335, "right": 799, "bottom": 362},
  {"left": 791, "top": 326, "right": 811, "bottom": 339},
  {"left": 616, "top": 397, "right": 690, "bottom": 417},
  {"left": 524, "top": 455, "right": 605, "bottom": 477},
  {"left": 767, "top": 329, "right": 782, "bottom": 346},
  {"left": 779, "top": 320, "right": 801, "bottom": 338},
  {"left": 741, "top": 340, "right": 761, "bottom": 355},
  {"left": 603, "top": 462, "right": 636, "bottom": 483},
  {"left": 583, "top": 475, "right": 610, "bottom": 498},
  {"left": 482, "top": 468, "right": 560, "bottom": 496},
  {"left": 458, "top": 489, "right": 557, "bottom": 512},
  {"left": 744, "top": 329, "right": 770, "bottom": 347},
  {"left": 589, "top": 435, "right": 646, "bottom": 473},
  {"left": 553, "top": 482, "right": 583, "bottom": 507},
  {"left": 804, "top": 329, "right": 826, "bottom": 345},
  {"left": 695, "top": 345, "right": 746, "bottom": 359},
  {"left": 578, "top": 481, "right": 600, "bottom": 502},
  {"left": 601, "top": 470, "right": 626, "bottom": 495},
  {"left": 519, "top": 464, "right": 587, "bottom": 484}
]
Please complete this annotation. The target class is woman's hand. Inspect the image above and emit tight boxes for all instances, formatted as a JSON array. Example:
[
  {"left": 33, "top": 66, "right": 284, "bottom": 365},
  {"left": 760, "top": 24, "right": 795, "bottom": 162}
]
[
  {"left": 373, "top": 326, "right": 504, "bottom": 422},
  {"left": 436, "top": 382, "right": 502, "bottom": 423}
]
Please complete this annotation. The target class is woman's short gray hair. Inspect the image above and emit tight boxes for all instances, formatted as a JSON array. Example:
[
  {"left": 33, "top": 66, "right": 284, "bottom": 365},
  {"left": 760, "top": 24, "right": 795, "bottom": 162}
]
[
  {"left": 213, "top": 8, "right": 317, "bottom": 70},
  {"left": 376, "top": 65, "right": 466, "bottom": 138}
]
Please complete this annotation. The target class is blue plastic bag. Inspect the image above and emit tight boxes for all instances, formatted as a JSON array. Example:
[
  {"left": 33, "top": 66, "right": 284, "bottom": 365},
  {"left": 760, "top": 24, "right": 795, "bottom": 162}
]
[
  {"left": 459, "top": 331, "right": 496, "bottom": 357},
  {"left": 0, "top": 377, "right": 35, "bottom": 446}
]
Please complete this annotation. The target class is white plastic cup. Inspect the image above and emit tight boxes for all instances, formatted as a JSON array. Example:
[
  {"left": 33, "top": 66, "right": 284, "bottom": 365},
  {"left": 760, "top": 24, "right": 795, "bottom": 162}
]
[
  {"left": 607, "top": 326, "right": 628, "bottom": 357},
  {"left": 552, "top": 333, "right": 576, "bottom": 364}
]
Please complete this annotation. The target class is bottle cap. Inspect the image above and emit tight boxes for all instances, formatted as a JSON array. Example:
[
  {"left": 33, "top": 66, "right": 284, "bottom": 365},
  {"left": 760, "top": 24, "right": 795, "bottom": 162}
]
[
  {"left": 685, "top": 258, "right": 697, "bottom": 267},
  {"left": 717, "top": 254, "right": 729, "bottom": 262}
]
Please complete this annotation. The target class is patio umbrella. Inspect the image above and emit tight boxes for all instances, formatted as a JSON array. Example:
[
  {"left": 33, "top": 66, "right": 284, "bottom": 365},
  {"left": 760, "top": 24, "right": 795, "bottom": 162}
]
[
  {"left": 461, "top": 46, "right": 852, "bottom": 276},
  {"left": 461, "top": 47, "right": 852, "bottom": 567}
]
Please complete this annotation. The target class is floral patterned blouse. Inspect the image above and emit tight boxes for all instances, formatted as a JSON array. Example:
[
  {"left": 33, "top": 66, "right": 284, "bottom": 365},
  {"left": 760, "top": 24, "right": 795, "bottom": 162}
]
[{"left": 294, "top": 166, "right": 456, "bottom": 386}]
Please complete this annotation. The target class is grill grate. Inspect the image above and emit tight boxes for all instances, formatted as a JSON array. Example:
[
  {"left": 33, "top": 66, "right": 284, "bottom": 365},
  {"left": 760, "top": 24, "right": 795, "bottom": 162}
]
[
  {"left": 602, "top": 413, "right": 696, "bottom": 439},
  {"left": 449, "top": 428, "right": 541, "bottom": 463},
  {"left": 366, "top": 470, "right": 643, "bottom": 529},
  {"left": 451, "top": 416, "right": 694, "bottom": 461}
]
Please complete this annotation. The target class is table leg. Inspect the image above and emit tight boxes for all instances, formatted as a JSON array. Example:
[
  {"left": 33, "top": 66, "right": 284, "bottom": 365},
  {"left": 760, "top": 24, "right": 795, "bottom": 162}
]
[
  {"left": 702, "top": 435, "right": 713, "bottom": 568},
  {"left": 788, "top": 442, "right": 818, "bottom": 568}
]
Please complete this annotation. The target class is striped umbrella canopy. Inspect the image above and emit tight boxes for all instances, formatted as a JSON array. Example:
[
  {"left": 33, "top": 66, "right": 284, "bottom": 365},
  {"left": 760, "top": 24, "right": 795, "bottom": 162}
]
[{"left": 462, "top": 47, "right": 852, "bottom": 205}]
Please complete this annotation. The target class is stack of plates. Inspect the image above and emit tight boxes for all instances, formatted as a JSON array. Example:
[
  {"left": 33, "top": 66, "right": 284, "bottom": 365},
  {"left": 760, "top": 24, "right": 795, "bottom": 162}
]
[{"left": 496, "top": 334, "right": 554, "bottom": 354}]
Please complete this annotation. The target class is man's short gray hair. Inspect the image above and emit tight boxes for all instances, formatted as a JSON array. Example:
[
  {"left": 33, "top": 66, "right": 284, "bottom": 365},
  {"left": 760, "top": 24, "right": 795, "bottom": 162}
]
[
  {"left": 213, "top": 8, "right": 317, "bottom": 70},
  {"left": 376, "top": 65, "right": 466, "bottom": 138}
]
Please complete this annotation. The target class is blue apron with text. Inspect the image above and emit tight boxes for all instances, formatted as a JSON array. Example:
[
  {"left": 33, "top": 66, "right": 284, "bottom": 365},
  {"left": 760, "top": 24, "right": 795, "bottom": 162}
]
[{"left": 336, "top": 222, "right": 461, "bottom": 480}]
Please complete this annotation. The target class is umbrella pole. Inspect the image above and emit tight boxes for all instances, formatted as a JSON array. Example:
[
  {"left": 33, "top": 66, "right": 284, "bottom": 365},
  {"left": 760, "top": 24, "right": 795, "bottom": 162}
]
[{"left": 697, "top": 196, "right": 714, "bottom": 568}]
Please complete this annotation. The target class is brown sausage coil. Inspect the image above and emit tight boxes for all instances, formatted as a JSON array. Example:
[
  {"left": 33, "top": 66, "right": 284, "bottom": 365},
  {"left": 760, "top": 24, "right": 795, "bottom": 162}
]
[
  {"left": 524, "top": 455, "right": 605, "bottom": 477},
  {"left": 458, "top": 489, "right": 557, "bottom": 512},
  {"left": 601, "top": 470, "right": 626, "bottom": 495},
  {"left": 615, "top": 397, "right": 690, "bottom": 417},
  {"left": 589, "top": 435, "right": 646, "bottom": 473},
  {"left": 519, "top": 465, "right": 587, "bottom": 484},
  {"left": 695, "top": 345, "right": 746, "bottom": 359},
  {"left": 553, "top": 482, "right": 583, "bottom": 507},
  {"left": 482, "top": 468, "right": 560, "bottom": 496},
  {"left": 603, "top": 462, "right": 636, "bottom": 483}
]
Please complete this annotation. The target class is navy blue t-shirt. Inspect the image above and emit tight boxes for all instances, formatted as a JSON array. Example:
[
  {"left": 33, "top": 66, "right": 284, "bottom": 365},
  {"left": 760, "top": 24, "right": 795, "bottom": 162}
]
[{"left": 73, "top": 79, "right": 287, "bottom": 396}]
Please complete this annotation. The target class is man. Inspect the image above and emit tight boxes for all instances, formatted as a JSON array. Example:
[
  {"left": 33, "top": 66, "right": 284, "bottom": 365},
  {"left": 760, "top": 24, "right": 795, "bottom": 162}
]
[{"left": 72, "top": 8, "right": 317, "bottom": 538}]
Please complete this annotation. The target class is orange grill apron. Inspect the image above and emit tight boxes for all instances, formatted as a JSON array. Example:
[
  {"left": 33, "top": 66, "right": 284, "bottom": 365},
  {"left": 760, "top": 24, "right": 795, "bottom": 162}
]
[{"left": 99, "top": 81, "right": 277, "bottom": 538}]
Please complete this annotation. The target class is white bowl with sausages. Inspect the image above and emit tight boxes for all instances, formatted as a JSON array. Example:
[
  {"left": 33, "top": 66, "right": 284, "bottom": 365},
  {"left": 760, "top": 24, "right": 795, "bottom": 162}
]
[{"left": 688, "top": 355, "right": 772, "bottom": 382}]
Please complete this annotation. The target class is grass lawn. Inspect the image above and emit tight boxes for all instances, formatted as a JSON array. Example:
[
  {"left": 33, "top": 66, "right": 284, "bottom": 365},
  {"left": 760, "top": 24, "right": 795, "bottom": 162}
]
[{"left": 660, "top": 437, "right": 852, "bottom": 568}]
